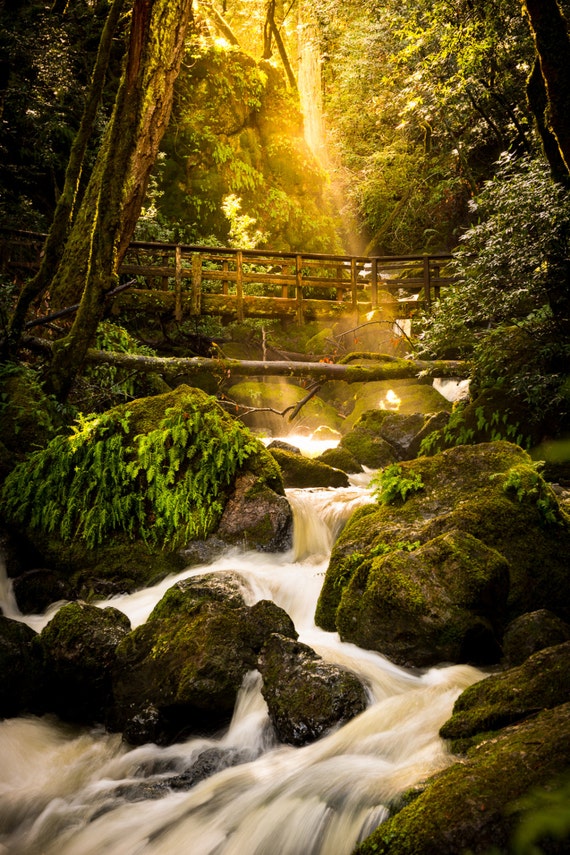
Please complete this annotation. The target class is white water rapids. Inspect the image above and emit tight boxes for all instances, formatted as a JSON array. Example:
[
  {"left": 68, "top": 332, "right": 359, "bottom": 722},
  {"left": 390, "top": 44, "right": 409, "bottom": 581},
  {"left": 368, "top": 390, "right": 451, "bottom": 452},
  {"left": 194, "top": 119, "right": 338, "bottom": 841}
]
[{"left": 0, "top": 459, "right": 484, "bottom": 855}]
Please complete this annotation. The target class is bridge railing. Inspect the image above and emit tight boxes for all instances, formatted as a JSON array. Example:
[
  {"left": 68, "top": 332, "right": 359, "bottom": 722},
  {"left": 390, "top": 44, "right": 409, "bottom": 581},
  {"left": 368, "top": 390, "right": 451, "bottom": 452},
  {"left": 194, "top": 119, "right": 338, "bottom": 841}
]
[{"left": 0, "top": 228, "right": 455, "bottom": 323}]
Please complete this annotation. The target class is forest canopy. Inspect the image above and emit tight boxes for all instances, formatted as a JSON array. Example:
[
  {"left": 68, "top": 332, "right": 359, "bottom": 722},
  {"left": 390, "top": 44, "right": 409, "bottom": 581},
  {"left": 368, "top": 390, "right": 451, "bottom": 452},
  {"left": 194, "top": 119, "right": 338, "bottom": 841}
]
[{"left": 0, "top": 0, "right": 569, "bottom": 438}]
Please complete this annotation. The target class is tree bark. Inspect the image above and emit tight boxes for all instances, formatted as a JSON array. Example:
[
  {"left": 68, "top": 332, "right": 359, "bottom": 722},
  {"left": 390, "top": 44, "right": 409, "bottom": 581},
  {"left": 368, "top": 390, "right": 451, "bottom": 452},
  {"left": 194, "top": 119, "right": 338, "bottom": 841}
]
[
  {"left": 522, "top": 0, "right": 570, "bottom": 176},
  {"left": 45, "top": 0, "right": 194, "bottom": 401}
]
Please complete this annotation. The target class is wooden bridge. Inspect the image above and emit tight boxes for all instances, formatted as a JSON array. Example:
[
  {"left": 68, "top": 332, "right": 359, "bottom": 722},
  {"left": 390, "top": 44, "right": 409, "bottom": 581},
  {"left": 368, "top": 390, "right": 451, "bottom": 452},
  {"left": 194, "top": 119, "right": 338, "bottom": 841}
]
[{"left": 1, "top": 228, "right": 454, "bottom": 325}]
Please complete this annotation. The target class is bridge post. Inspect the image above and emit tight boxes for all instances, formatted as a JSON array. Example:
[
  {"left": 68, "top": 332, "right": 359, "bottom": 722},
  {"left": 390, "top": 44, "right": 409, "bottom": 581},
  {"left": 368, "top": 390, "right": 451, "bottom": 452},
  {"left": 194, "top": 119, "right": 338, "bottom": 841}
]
[
  {"left": 423, "top": 254, "right": 431, "bottom": 311},
  {"left": 236, "top": 250, "right": 244, "bottom": 321},
  {"left": 371, "top": 258, "right": 378, "bottom": 307},
  {"left": 175, "top": 245, "right": 182, "bottom": 321},
  {"left": 350, "top": 258, "right": 357, "bottom": 309},
  {"left": 191, "top": 252, "right": 202, "bottom": 316},
  {"left": 295, "top": 254, "right": 304, "bottom": 325}
]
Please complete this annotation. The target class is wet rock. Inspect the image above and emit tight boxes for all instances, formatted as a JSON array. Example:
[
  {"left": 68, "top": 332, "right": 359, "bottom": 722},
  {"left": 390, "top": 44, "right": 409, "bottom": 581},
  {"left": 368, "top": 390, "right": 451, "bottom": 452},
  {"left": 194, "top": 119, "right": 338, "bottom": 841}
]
[
  {"left": 258, "top": 633, "right": 368, "bottom": 746},
  {"left": 317, "top": 442, "right": 570, "bottom": 668},
  {"left": 339, "top": 408, "right": 452, "bottom": 467},
  {"left": 267, "top": 440, "right": 302, "bottom": 454},
  {"left": 440, "top": 641, "right": 570, "bottom": 750},
  {"left": 11, "top": 568, "right": 74, "bottom": 615},
  {"left": 112, "top": 573, "right": 297, "bottom": 745},
  {"left": 0, "top": 615, "right": 41, "bottom": 718},
  {"left": 216, "top": 471, "right": 293, "bottom": 551},
  {"left": 355, "top": 703, "right": 570, "bottom": 855},
  {"left": 268, "top": 447, "right": 349, "bottom": 488},
  {"left": 502, "top": 609, "right": 570, "bottom": 667},
  {"left": 35, "top": 601, "right": 131, "bottom": 724}
]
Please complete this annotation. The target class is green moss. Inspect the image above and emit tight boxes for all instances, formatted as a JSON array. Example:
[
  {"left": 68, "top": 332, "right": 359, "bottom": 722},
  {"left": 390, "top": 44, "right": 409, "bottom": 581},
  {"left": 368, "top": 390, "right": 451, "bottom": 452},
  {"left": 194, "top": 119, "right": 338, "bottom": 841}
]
[{"left": 1, "top": 386, "right": 268, "bottom": 551}]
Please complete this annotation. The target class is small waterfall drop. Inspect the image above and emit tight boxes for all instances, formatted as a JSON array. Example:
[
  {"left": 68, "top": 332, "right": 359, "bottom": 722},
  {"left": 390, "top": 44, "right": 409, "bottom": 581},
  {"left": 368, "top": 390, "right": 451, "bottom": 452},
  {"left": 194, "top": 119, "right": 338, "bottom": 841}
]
[{"left": 0, "top": 451, "right": 485, "bottom": 855}]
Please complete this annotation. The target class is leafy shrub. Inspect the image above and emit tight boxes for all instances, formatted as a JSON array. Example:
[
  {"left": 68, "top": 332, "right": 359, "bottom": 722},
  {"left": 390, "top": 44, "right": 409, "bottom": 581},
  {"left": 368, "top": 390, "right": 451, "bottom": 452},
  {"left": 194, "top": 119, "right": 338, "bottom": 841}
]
[{"left": 371, "top": 464, "right": 424, "bottom": 505}]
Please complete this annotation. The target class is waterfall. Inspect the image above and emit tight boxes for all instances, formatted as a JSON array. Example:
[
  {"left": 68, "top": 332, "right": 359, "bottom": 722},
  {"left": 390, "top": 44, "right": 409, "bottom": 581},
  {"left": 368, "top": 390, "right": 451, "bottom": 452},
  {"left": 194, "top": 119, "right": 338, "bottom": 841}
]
[{"left": 0, "top": 466, "right": 484, "bottom": 855}]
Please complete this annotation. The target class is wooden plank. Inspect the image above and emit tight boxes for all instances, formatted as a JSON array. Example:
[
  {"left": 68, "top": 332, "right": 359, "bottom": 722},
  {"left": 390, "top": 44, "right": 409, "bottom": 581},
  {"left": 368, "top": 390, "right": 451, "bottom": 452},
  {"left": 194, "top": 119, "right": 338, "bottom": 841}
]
[{"left": 236, "top": 250, "right": 244, "bottom": 321}]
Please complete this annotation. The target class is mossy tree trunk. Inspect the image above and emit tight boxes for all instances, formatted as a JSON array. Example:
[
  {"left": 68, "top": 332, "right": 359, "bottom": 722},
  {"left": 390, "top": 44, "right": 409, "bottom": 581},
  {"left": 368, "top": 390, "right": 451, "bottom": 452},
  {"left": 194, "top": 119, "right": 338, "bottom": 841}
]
[
  {"left": 4, "top": 0, "right": 127, "bottom": 358},
  {"left": 44, "top": 0, "right": 194, "bottom": 401},
  {"left": 523, "top": 0, "right": 570, "bottom": 179}
]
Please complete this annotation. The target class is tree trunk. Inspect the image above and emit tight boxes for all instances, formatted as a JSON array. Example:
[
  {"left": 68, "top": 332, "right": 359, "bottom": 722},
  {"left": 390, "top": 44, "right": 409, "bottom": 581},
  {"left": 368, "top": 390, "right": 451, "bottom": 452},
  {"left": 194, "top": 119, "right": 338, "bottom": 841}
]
[
  {"left": 527, "top": 57, "right": 569, "bottom": 184},
  {"left": 522, "top": 0, "right": 570, "bottom": 177},
  {"left": 45, "top": 0, "right": 194, "bottom": 401},
  {"left": 4, "top": 0, "right": 126, "bottom": 356}
]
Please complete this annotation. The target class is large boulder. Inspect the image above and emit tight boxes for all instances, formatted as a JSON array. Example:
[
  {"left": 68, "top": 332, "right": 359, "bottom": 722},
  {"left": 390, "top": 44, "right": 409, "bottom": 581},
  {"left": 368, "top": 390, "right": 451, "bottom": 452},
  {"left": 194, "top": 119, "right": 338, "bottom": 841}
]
[
  {"left": 111, "top": 573, "right": 297, "bottom": 745},
  {"left": 258, "top": 633, "right": 368, "bottom": 745},
  {"left": 34, "top": 601, "right": 131, "bottom": 724},
  {"left": 335, "top": 530, "right": 509, "bottom": 668},
  {"left": 316, "top": 442, "right": 570, "bottom": 667},
  {"left": 439, "top": 642, "right": 570, "bottom": 750},
  {"left": 355, "top": 702, "right": 570, "bottom": 855},
  {"left": 1, "top": 386, "right": 292, "bottom": 602},
  {"left": 227, "top": 379, "right": 342, "bottom": 437}
]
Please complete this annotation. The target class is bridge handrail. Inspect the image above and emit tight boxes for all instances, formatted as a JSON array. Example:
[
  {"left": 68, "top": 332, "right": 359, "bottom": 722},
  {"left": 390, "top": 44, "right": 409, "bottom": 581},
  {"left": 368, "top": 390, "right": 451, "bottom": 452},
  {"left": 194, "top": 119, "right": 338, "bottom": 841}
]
[{"left": 0, "top": 227, "right": 455, "bottom": 323}]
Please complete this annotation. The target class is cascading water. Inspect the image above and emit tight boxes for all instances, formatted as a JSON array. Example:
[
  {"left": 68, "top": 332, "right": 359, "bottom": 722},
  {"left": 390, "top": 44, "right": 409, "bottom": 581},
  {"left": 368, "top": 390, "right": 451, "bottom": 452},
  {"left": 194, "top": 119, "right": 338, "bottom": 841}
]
[{"left": 0, "top": 459, "right": 484, "bottom": 855}]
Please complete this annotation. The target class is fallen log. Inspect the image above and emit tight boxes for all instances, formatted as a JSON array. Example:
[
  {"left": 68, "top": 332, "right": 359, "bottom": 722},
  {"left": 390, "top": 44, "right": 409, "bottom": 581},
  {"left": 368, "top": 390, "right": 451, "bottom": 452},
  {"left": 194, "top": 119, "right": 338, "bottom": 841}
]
[
  {"left": 22, "top": 337, "right": 468, "bottom": 383},
  {"left": 87, "top": 352, "right": 468, "bottom": 381}
]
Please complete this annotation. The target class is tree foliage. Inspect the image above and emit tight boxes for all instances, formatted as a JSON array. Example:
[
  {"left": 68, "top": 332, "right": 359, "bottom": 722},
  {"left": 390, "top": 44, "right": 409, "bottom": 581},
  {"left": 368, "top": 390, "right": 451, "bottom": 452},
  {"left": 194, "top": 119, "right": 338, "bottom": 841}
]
[{"left": 419, "top": 155, "right": 570, "bottom": 432}]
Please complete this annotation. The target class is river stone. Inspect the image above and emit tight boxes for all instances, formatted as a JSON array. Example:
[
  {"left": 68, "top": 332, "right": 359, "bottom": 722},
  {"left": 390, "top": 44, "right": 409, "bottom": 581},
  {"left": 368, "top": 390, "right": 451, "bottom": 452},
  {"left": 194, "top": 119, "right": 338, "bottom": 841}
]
[
  {"left": 0, "top": 615, "right": 42, "bottom": 718},
  {"left": 316, "top": 442, "right": 570, "bottom": 668},
  {"left": 439, "top": 641, "right": 570, "bottom": 749},
  {"left": 355, "top": 702, "right": 570, "bottom": 855},
  {"left": 268, "top": 447, "right": 349, "bottom": 488},
  {"left": 112, "top": 573, "right": 298, "bottom": 745},
  {"left": 35, "top": 601, "right": 131, "bottom": 724},
  {"left": 258, "top": 632, "right": 368, "bottom": 746},
  {"left": 502, "top": 609, "right": 570, "bottom": 667}
]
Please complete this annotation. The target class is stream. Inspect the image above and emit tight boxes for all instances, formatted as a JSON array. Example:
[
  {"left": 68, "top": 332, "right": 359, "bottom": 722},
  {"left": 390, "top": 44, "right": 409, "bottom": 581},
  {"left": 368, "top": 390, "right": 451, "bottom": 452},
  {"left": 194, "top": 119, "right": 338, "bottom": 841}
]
[{"left": 0, "top": 445, "right": 484, "bottom": 855}]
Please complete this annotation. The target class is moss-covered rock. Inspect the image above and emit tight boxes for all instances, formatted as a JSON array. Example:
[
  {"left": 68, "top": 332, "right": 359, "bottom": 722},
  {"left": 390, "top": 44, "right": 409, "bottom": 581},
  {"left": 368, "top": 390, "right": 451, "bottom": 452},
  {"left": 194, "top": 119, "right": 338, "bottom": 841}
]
[
  {"left": 268, "top": 447, "right": 349, "bottom": 488},
  {"left": 35, "top": 601, "right": 131, "bottom": 724},
  {"left": 1, "top": 385, "right": 291, "bottom": 600},
  {"left": 354, "top": 703, "right": 570, "bottom": 855},
  {"left": 335, "top": 530, "right": 509, "bottom": 668},
  {"left": 316, "top": 442, "right": 570, "bottom": 666},
  {"left": 317, "top": 445, "right": 363, "bottom": 474},
  {"left": 154, "top": 44, "right": 341, "bottom": 253},
  {"left": 258, "top": 633, "right": 368, "bottom": 746},
  {"left": 112, "top": 573, "right": 297, "bottom": 744},
  {"left": 339, "top": 408, "right": 453, "bottom": 468},
  {"left": 439, "top": 642, "right": 570, "bottom": 750}
]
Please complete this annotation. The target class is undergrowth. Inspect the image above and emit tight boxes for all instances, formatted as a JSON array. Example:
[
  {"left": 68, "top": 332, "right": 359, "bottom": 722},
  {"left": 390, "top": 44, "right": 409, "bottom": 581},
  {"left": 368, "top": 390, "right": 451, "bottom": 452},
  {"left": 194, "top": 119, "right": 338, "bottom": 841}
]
[{"left": 1, "top": 402, "right": 261, "bottom": 549}]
